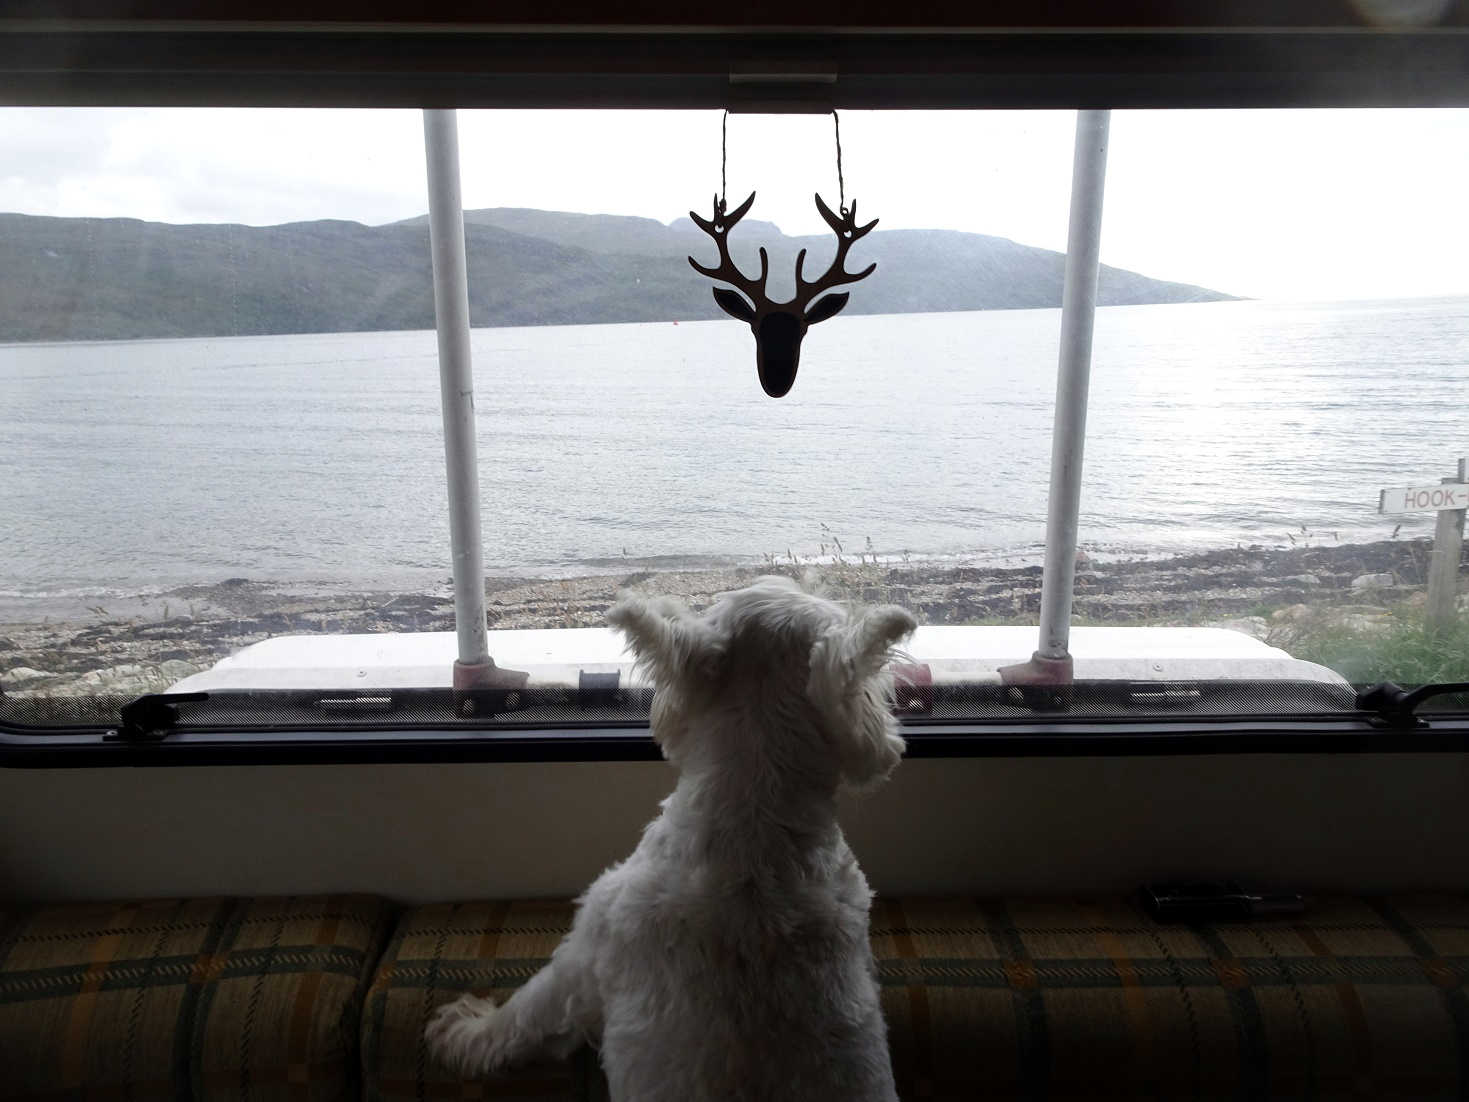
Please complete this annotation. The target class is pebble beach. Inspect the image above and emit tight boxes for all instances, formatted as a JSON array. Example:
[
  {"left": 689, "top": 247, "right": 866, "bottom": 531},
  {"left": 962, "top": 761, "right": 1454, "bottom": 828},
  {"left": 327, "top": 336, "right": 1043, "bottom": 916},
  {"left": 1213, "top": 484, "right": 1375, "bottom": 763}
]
[{"left": 2, "top": 538, "right": 1461, "bottom": 701}]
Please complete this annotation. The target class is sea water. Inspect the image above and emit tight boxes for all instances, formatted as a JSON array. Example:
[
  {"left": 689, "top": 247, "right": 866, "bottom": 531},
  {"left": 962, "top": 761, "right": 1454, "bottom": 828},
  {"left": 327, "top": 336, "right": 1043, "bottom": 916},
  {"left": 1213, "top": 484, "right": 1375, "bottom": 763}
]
[{"left": 1, "top": 297, "right": 1465, "bottom": 618}]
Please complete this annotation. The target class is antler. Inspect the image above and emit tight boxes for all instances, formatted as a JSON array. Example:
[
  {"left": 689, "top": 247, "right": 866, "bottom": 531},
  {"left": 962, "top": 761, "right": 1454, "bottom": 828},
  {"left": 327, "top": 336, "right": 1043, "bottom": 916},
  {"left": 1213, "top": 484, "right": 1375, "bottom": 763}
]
[
  {"left": 793, "top": 194, "right": 879, "bottom": 310},
  {"left": 686, "top": 190, "right": 878, "bottom": 396},
  {"left": 686, "top": 192, "right": 769, "bottom": 308}
]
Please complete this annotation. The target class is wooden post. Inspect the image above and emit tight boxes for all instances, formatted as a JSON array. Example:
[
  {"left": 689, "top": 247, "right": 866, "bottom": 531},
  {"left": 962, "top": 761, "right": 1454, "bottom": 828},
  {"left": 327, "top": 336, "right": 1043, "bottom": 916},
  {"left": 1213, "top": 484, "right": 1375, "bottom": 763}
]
[{"left": 1425, "top": 457, "right": 1468, "bottom": 636}]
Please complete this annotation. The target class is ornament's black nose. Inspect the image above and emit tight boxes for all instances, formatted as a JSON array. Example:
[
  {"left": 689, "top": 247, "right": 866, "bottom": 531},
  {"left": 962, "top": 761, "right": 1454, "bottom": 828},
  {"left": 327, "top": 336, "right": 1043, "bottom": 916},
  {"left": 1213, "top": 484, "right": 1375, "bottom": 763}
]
[{"left": 755, "top": 312, "right": 803, "bottom": 398}]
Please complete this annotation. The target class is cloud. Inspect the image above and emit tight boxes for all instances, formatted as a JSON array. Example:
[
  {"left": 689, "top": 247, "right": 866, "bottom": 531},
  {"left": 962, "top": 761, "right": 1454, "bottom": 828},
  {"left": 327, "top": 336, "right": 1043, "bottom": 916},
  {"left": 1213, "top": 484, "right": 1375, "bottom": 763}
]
[
  {"left": 1103, "top": 109, "right": 1469, "bottom": 299},
  {"left": 0, "top": 107, "right": 426, "bottom": 225},
  {"left": 1, "top": 106, "right": 1466, "bottom": 300}
]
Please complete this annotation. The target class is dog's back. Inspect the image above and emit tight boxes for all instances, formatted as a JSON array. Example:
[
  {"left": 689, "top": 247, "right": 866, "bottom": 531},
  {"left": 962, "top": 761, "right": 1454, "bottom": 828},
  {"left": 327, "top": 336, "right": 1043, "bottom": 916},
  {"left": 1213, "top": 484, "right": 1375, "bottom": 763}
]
[
  {"left": 426, "top": 577, "right": 914, "bottom": 1100},
  {"left": 589, "top": 800, "right": 897, "bottom": 1101}
]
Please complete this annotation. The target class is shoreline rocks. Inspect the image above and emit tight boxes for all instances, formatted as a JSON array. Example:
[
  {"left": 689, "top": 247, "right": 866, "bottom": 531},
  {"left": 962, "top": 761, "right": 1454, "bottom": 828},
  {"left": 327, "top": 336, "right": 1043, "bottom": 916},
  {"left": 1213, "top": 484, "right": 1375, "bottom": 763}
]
[{"left": 1, "top": 538, "right": 1462, "bottom": 700}]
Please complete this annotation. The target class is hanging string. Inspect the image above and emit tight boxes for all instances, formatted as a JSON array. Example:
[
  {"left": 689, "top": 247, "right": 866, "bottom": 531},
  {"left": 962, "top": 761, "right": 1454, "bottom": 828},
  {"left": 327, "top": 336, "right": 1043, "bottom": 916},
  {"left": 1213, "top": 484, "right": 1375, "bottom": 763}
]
[
  {"left": 833, "top": 110, "right": 847, "bottom": 216},
  {"left": 719, "top": 109, "right": 728, "bottom": 219},
  {"left": 718, "top": 109, "right": 847, "bottom": 219}
]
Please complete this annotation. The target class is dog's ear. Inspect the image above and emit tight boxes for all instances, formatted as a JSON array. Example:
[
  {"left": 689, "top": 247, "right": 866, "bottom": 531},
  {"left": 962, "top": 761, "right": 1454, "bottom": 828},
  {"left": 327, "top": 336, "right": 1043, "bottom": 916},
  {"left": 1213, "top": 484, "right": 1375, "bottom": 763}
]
[
  {"left": 807, "top": 605, "right": 917, "bottom": 787},
  {"left": 807, "top": 605, "right": 916, "bottom": 707},
  {"left": 608, "top": 594, "right": 726, "bottom": 688}
]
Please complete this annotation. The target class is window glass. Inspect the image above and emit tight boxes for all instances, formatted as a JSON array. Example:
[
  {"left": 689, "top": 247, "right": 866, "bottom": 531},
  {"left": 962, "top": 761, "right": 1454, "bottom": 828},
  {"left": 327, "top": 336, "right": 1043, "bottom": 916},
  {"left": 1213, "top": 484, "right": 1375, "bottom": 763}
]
[{"left": 2, "top": 108, "right": 1466, "bottom": 730}]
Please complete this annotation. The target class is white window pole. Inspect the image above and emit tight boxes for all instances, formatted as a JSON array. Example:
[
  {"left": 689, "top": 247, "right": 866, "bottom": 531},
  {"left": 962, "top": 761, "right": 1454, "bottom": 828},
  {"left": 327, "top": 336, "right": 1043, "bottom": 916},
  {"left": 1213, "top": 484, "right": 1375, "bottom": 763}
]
[
  {"left": 1001, "top": 109, "right": 1110, "bottom": 691},
  {"left": 422, "top": 109, "right": 524, "bottom": 699}
]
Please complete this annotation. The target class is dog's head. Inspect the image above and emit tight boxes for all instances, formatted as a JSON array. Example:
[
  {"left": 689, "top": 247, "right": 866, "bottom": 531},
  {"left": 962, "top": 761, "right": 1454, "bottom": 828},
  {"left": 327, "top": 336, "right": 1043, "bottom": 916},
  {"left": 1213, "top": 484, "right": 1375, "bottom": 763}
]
[{"left": 607, "top": 576, "right": 916, "bottom": 789}]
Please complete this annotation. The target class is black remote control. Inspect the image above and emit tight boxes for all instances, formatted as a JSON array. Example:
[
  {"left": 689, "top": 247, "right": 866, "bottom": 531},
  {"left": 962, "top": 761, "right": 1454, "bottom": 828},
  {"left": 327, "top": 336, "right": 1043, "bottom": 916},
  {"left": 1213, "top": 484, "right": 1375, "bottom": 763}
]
[{"left": 1141, "top": 882, "right": 1306, "bottom": 922}]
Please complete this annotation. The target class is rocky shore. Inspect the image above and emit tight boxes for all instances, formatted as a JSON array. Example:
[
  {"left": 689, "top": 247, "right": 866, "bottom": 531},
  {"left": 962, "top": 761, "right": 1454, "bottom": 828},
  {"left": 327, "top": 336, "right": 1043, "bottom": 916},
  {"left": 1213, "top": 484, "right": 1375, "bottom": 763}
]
[{"left": 2, "top": 538, "right": 1462, "bottom": 701}]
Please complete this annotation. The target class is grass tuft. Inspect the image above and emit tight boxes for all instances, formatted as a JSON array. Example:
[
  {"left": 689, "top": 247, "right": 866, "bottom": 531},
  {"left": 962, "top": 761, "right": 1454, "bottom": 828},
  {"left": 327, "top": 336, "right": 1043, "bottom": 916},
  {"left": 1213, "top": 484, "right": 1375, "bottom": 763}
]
[{"left": 1269, "top": 603, "right": 1469, "bottom": 686}]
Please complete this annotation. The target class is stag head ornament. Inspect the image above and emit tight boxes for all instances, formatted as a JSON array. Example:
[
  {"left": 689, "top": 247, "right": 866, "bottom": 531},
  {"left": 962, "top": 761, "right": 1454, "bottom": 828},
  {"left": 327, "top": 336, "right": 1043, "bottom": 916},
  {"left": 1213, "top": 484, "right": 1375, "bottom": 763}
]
[{"left": 688, "top": 192, "right": 877, "bottom": 397}]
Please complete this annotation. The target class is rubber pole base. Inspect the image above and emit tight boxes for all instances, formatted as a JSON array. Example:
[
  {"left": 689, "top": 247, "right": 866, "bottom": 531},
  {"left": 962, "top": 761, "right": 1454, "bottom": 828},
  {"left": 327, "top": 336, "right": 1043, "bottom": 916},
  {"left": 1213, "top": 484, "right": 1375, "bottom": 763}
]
[
  {"left": 452, "top": 658, "right": 529, "bottom": 691},
  {"left": 996, "top": 650, "right": 1074, "bottom": 713},
  {"left": 452, "top": 658, "right": 530, "bottom": 718}
]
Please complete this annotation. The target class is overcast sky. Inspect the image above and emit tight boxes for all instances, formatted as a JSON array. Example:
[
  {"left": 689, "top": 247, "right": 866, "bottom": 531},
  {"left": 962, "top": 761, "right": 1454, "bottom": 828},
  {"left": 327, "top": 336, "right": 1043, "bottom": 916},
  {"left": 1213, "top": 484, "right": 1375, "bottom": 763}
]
[{"left": 2, "top": 106, "right": 1467, "bottom": 301}]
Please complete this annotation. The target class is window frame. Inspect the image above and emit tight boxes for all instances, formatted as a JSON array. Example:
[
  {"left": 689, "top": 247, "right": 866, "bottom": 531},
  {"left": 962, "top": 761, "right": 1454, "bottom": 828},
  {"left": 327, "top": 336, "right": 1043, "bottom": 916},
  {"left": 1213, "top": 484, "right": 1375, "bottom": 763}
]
[
  {"left": 3, "top": 4, "right": 1468, "bottom": 766},
  {"left": 5, "top": 4, "right": 1469, "bottom": 111}
]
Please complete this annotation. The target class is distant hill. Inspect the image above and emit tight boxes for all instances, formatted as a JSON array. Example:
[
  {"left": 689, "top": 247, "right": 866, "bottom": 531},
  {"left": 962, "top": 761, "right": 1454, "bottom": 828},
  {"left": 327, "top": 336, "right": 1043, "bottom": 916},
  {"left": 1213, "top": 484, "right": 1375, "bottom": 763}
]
[{"left": 0, "top": 208, "right": 1237, "bottom": 342}]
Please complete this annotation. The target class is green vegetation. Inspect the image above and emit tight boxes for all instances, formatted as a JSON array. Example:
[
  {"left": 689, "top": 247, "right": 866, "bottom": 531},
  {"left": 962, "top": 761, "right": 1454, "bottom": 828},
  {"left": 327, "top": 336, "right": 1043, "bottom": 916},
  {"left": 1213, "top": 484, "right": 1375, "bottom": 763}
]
[{"left": 1267, "top": 601, "right": 1469, "bottom": 687}]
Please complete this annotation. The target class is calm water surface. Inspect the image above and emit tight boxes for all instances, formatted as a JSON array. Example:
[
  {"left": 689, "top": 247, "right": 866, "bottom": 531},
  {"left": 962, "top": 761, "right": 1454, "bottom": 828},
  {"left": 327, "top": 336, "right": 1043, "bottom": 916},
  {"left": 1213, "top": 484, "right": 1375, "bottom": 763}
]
[{"left": 1, "top": 297, "right": 1465, "bottom": 617}]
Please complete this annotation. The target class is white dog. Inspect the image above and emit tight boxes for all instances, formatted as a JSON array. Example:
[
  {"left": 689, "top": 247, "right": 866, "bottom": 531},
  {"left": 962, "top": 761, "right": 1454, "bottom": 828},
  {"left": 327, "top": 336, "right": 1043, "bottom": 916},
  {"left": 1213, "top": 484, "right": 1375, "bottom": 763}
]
[{"left": 425, "top": 575, "right": 915, "bottom": 1101}]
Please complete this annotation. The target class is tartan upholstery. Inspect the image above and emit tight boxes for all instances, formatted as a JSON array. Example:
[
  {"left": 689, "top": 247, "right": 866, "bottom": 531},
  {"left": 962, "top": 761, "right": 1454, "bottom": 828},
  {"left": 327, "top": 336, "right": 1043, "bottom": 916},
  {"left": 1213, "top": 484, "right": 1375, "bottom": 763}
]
[
  {"left": 0, "top": 894, "right": 394, "bottom": 1102},
  {"left": 875, "top": 895, "right": 1469, "bottom": 1101},
  {"left": 5, "top": 892, "right": 1467, "bottom": 1100},
  {"left": 360, "top": 900, "right": 608, "bottom": 1102},
  {"left": 364, "top": 894, "right": 1469, "bottom": 1102}
]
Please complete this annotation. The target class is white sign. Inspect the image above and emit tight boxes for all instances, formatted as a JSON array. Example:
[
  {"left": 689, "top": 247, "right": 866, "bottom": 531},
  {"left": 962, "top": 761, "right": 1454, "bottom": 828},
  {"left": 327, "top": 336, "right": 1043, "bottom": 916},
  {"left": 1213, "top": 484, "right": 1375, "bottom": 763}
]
[{"left": 1379, "top": 483, "right": 1469, "bottom": 514}]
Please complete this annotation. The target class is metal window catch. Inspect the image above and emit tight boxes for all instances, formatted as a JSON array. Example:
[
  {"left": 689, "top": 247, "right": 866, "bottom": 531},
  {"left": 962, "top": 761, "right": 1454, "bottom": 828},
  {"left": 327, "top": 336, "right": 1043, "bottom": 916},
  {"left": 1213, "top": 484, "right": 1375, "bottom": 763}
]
[
  {"left": 578, "top": 670, "right": 621, "bottom": 711},
  {"left": 1355, "top": 681, "right": 1469, "bottom": 729},
  {"left": 110, "top": 692, "right": 209, "bottom": 741}
]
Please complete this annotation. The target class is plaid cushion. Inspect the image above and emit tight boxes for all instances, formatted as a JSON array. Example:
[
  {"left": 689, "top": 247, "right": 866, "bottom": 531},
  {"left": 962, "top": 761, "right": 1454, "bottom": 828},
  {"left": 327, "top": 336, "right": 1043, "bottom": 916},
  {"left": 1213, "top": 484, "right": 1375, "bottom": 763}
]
[
  {"left": 361, "top": 900, "right": 608, "bottom": 1102},
  {"left": 875, "top": 895, "right": 1469, "bottom": 1101},
  {"left": 365, "top": 894, "right": 1469, "bottom": 1101},
  {"left": 0, "top": 894, "right": 394, "bottom": 1102},
  {"left": 14, "top": 892, "right": 1461, "bottom": 1100}
]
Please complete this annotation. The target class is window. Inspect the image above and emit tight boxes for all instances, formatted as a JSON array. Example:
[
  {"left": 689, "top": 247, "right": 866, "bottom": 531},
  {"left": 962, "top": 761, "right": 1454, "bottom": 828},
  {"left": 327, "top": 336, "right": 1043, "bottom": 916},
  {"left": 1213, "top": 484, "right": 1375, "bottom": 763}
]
[{"left": 2, "top": 101, "right": 1466, "bottom": 752}]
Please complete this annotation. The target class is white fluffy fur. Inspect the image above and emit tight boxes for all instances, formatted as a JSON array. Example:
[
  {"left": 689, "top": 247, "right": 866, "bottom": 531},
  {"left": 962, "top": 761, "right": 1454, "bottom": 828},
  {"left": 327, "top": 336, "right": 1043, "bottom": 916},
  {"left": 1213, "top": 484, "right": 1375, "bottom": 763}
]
[{"left": 425, "top": 575, "right": 916, "bottom": 1101}]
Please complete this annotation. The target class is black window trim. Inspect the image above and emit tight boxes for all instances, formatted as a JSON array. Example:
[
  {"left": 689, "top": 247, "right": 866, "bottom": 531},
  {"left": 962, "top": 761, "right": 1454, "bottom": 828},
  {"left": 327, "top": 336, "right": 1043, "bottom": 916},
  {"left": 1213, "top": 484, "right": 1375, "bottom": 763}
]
[
  {"left": 4, "top": 714, "right": 1469, "bottom": 768},
  {"left": 5, "top": 28, "right": 1469, "bottom": 110}
]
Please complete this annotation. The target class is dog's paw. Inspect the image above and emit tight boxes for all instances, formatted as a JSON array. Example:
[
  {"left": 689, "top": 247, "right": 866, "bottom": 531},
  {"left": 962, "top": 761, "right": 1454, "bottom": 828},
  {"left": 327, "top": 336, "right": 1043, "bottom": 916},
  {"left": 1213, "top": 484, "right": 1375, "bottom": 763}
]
[{"left": 424, "top": 993, "right": 502, "bottom": 1077}]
